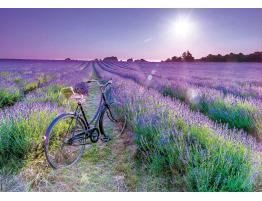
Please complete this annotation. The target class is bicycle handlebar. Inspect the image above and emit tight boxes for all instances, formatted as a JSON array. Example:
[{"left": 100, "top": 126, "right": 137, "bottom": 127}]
[{"left": 85, "top": 79, "right": 112, "bottom": 88}]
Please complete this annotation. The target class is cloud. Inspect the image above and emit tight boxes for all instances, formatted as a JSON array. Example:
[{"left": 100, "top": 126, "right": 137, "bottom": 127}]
[{"left": 144, "top": 37, "right": 152, "bottom": 43}]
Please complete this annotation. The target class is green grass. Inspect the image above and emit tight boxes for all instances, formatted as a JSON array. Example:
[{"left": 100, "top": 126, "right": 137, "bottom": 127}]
[
  {"left": 23, "top": 74, "right": 51, "bottom": 94},
  {"left": 45, "top": 84, "right": 63, "bottom": 103},
  {"left": 184, "top": 126, "right": 256, "bottom": 191},
  {"left": 21, "top": 73, "right": 166, "bottom": 192},
  {"left": 199, "top": 99, "right": 259, "bottom": 134},
  {"left": 160, "top": 85, "right": 261, "bottom": 137},
  {"left": 24, "top": 81, "right": 40, "bottom": 93},
  {"left": 0, "top": 110, "right": 58, "bottom": 173},
  {"left": 0, "top": 89, "right": 22, "bottom": 108},
  {"left": 25, "top": 84, "right": 77, "bottom": 110},
  {"left": 31, "top": 84, "right": 64, "bottom": 103},
  {"left": 133, "top": 108, "right": 259, "bottom": 191},
  {"left": 24, "top": 78, "right": 134, "bottom": 191},
  {"left": 14, "top": 77, "right": 25, "bottom": 86},
  {"left": 38, "top": 74, "right": 50, "bottom": 84},
  {"left": 0, "top": 74, "right": 53, "bottom": 108},
  {"left": 162, "top": 85, "right": 186, "bottom": 102},
  {"left": 0, "top": 75, "right": 55, "bottom": 108},
  {"left": 0, "top": 72, "right": 11, "bottom": 77},
  {"left": 110, "top": 82, "right": 260, "bottom": 192}
]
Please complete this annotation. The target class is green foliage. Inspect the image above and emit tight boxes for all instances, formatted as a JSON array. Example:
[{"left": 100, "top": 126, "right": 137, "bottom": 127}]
[
  {"left": 23, "top": 73, "right": 51, "bottom": 94},
  {"left": 0, "top": 89, "right": 22, "bottom": 108},
  {"left": 14, "top": 77, "right": 25, "bottom": 86},
  {"left": 120, "top": 91, "right": 259, "bottom": 191},
  {"left": 160, "top": 86, "right": 261, "bottom": 136},
  {"left": 24, "top": 81, "right": 39, "bottom": 93},
  {"left": 161, "top": 86, "right": 186, "bottom": 102},
  {"left": 29, "top": 84, "right": 64, "bottom": 104},
  {"left": 183, "top": 126, "right": 256, "bottom": 191},
  {"left": 61, "top": 87, "right": 74, "bottom": 99},
  {"left": 0, "top": 110, "right": 58, "bottom": 172},
  {"left": 199, "top": 98, "right": 259, "bottom": 134},
  {"left": 38, "top": 74, "right": 50, "bottom": 84},
  {"left": 45, "top": 84, "right": 63, "bottom": 103},
  {"left": 0, "top": 71, "right": 11, "bottom": 77}
]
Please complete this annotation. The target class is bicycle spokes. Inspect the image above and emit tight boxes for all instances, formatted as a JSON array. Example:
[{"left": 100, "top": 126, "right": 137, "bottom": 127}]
[
  {"left": 45, "top": 79, "right": 127, "bottom": 169},
  {"left": 45, "top": 114, "right": 85, "bottom": 168}
]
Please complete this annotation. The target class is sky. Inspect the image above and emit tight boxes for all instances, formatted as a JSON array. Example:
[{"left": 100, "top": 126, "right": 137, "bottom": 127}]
[{"left": 0, "top": 8, "right": 261, "bottom": 61}]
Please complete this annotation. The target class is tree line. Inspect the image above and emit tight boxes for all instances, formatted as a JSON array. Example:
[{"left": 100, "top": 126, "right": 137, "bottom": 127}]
[
  {"left": 101, "top": 51, "right": 262, "bottom": 63},
  {"left": 164, "top": 51, "right": 262, "bottom": 62}
]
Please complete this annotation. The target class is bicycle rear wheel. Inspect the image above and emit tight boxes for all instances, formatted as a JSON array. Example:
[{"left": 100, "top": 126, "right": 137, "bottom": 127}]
[
  {"left": 44, "top": 113, "right": 86, "bottom": 169},
  {"left": 99, "top": 102, "right": 127, "bottom": 140}
]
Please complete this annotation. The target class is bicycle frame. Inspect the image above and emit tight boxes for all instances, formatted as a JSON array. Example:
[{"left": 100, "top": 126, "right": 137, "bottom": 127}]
[
  {"left": 67, "top": 83, "right": 114, "bottom": 144},
  {"left": 44, "top": 78, "right": 126, "bottom": 169},
  {"left": 75, "top": 85, "right": 110, "bottom": 127}
]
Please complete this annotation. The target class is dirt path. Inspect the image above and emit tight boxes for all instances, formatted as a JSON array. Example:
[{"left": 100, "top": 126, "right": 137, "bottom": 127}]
[
  {"left": 1, "top": 73, "right": 178, "bottom": 192},
  {"left": 23, "top": 78, "right": 132, "bottom": 191}
]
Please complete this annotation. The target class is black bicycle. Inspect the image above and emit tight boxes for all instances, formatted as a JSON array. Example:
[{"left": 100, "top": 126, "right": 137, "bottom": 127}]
[{"left": 44, "top": 79, "right": 127, "bottom": 169}]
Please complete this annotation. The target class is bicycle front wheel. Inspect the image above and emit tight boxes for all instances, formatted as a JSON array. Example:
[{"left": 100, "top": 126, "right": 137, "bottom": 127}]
[
  {"left": 99, "top": 102, "right": 127, "bottom": 140},
  {"left": 44, "top": 113, "right": 86, "bottom": 169}
]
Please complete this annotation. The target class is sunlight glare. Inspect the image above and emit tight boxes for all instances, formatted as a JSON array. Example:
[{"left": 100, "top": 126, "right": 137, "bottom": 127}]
[
  {"left": 174, "top": 16, "right": 194, "bottom": 38},
  {"left": 187, "top": 89, "right": 200, "bottom": 103},
  {"left": 147, "top": 74, "right": 153, "bottom": 81}
]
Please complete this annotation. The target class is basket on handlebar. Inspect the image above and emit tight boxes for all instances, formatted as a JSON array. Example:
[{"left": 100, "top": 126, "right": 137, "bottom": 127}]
[
  {"left": 73, "top": 82, "right": 89, "bottom": 95},
  {"left": 61, "top": 82, "right": 89, "bottom": 101}
]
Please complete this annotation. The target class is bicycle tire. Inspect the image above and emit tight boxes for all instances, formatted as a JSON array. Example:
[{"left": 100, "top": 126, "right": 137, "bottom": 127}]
[
  {"left": 44, "top": 113, "right": 86, "bottom": 169},
  {"left": 99, "top": 102, "right": 127, "bottom": 140}
]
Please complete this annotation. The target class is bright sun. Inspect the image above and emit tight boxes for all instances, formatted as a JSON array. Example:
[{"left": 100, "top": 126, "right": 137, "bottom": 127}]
[{"left": 174, "top": 17, "right": 194, "bottom": 38}]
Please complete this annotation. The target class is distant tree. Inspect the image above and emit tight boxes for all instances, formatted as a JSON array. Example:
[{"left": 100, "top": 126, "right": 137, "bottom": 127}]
[
  {"left": 200, "top": 54, "right": 225, "bottom": 62},
  {"left": 134, "top": 59, "right": 148, "bottom": 63},
  {"left": 65, "top": 58, "right": 71, "bottom": 61},
  {"left": 225, "top": 53, "right": 237, "bottom": 62},
  {"left": 165, "top": 56, "right": 182, "bottom": 62},
  {"left": 216, "top": 54, "right": 225, "bottom": 62},
  {"left": 246, "top": 51, "right": 262, "bottom": 62},
  {"left": 236, "top": 53, "right": 245, "bottom": 62},
  {"left": 103, "top": 56, "right": 118, "bottom": 62},
  {"left": 165, "top": 52, "right": 190, "bottom": 62},
  {"left": 182, "top": 51, "right": 194, "bottom": 62},
  {"left": 127, "top": 58, "right": 133, "bottom": 62},
  {"left": 199, "top": 51, "right": 262, "bottom": 62},
  {"left": 171, "top": 56, "right": 182, "bottom": 62}
]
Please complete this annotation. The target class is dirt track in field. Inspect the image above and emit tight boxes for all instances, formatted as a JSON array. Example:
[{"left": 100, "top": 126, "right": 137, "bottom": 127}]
[{"left": 0, "top": 73, "right": 180, "bottom": 192}]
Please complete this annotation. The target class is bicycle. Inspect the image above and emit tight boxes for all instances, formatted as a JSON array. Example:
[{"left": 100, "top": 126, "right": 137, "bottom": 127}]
[{"left": 44, "top": 79, "right": 127, "bottom": 169}]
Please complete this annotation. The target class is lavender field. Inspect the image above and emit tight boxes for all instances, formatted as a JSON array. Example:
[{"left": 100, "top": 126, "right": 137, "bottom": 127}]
[{"left": 0, "top": 59, "right": 262, "bottom": 191}]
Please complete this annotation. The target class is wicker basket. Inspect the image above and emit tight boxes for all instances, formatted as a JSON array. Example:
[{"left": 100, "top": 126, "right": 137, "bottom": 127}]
[{"left": 61, "top": 82, "right": 89, "bottom": 100}]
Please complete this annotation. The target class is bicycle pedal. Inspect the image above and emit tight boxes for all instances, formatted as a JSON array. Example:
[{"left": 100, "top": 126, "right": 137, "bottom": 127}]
[{"left": 100, "top": 136, "right": 111, "bottom": 143}]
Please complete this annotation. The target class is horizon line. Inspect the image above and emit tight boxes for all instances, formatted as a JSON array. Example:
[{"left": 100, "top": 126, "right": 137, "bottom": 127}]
[{"left": 0, "top": 50, "right": 261, "bottom": 62}]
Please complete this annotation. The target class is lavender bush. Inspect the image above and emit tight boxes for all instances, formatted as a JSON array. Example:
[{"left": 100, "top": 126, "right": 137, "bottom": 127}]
[
  {"left": 98, "top": 61, "right": 262, "bottom": 139},
  {"left": 0, "top": 60, "right": 92, "bottom": 172},
  {"left": 95, "top": 62, "right": 261, "bottom": 191}
]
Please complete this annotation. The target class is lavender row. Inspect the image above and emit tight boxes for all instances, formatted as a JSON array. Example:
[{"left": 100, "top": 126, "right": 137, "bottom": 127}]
[
  {"left": 94, "top": 62, "right": 261, "bottom": 191},
  {"left": 0, "top": 60, "right": 91, "bottom": 108},
  {"left": 134, "top": 62, "right": 262, "bottom": 99},
  {"left": 0, "top": 60, "right": 92, "bottom": 127},
  {"left": 0, "top": 60, "right": 93, "bottom": 172},
  {"left": 100, "top": 61, "right": 262, "bottom": 138}
]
